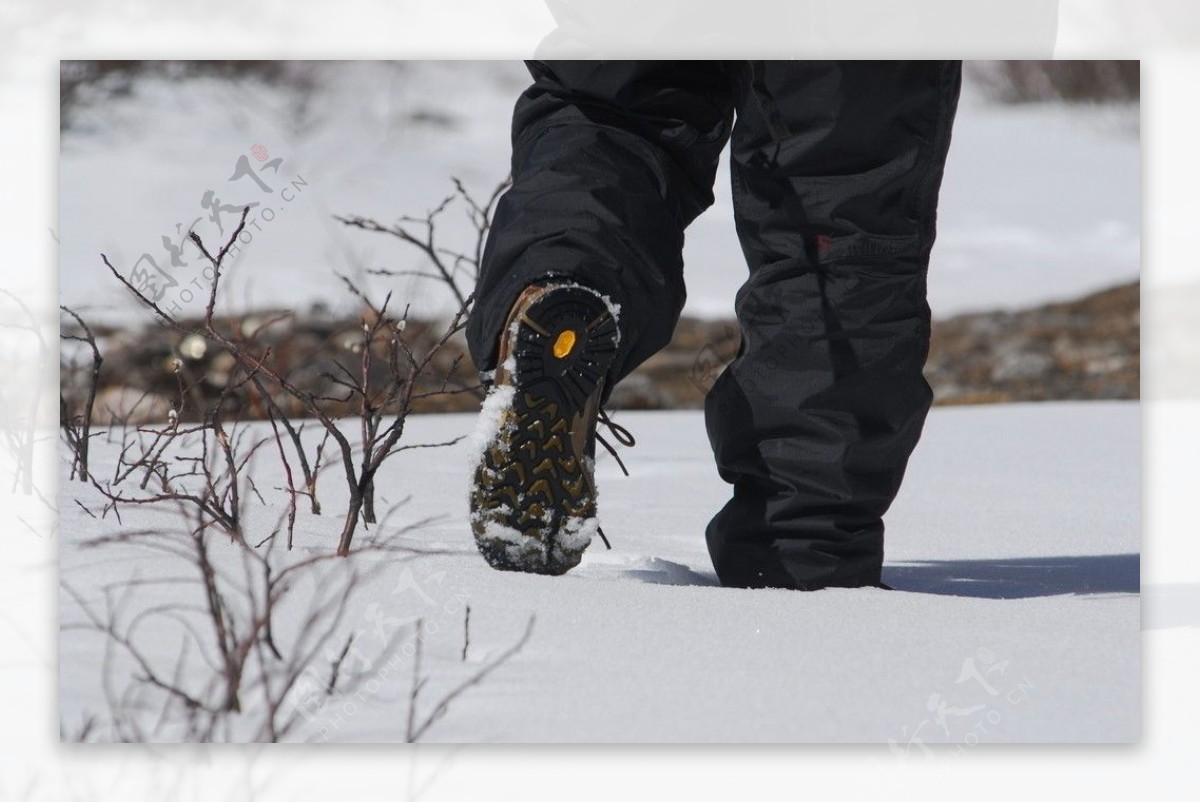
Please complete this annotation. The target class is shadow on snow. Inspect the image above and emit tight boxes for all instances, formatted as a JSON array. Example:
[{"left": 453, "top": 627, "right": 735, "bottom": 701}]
[{"left": 883, "top": 553, "right": 1140, "bottom": 599}]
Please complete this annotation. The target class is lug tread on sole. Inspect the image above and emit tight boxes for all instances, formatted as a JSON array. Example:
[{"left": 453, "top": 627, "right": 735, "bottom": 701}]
[{"left": 469, "top": 288, "right": 618, "bottom": 574}]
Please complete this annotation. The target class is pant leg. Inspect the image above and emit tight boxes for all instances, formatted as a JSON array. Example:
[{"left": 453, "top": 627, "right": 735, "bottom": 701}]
[
  {"left": 706, "top": 61, "right": 961, "bottom": 590},
  {"left": 467, "top": 61, "right": 736, "bottom": 397}
]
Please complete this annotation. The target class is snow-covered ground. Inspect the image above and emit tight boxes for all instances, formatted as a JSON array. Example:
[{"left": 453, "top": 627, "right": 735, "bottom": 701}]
[
  {"left": 59, "top": 62, "right": 1140, "bottom": 325},
  {"left": 59, "top": 401, "right": 1139, "bottom": 743}
]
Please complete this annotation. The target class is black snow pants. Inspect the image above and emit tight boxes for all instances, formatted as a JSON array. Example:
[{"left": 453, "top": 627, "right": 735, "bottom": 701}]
[{"left": 467, "top": 61, "right": 961, "bottom": 590}]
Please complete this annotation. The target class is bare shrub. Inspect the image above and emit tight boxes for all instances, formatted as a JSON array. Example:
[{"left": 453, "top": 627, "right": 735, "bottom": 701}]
[{"left": 61, "top": 176, "right": 529, "bottom": 742}]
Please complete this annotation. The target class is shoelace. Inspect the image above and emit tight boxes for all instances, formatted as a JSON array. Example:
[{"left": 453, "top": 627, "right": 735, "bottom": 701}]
[
  {"left": 595, "top": 408, "right": 636, "bottom": 476},
  {"left": 591, "top": 408, "right": 636, "bottom": 550}
]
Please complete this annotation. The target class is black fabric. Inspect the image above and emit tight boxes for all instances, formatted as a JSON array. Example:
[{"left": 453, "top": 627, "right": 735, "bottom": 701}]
[{"left": 468, "top": 60, "right": 961, "bottom": 590}]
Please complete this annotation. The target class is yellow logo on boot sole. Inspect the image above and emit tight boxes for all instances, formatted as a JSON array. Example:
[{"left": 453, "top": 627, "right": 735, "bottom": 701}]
[{"left": 552, "top": 329, "right": 576, "bottom": 358}]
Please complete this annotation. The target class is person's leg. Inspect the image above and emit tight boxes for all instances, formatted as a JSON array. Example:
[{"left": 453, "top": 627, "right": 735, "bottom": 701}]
[
  {"left": 467, "top": 60, "right": 736, "bottom": 399},
  {"left": 706, "top": 61, "right": 961, "bottom": 590},
  {"left": 468, "top": 61, "right": 735, "bottom": 573}
]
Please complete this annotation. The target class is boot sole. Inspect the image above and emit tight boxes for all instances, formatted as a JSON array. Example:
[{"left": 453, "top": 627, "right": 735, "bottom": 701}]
[{"left": 469, "top": 285, "right": 619, "bottom": 574}]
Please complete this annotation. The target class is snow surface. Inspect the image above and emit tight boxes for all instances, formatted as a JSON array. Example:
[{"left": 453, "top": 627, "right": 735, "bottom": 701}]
[
  {"left": 59, "top": 62, "right": 1139, "bottom": 325},
  {"left": 59, "top": 401, "right": 1139, "bottom": 743}
]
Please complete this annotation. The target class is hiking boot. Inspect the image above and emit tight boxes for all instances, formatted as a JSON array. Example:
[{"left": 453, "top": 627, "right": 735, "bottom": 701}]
[{"left": 468, "top": 282, "right": 632, "bottom": 575}]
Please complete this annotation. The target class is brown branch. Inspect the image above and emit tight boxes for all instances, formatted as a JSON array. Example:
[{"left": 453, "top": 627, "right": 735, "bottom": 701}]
[{"left": 406, "top": 615, "right": 535, "bottom": 743}]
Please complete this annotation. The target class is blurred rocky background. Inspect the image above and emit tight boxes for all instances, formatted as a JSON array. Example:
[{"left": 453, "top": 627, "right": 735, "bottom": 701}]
[{"left": 61, "top": 278, "right": 1139, "bottom": 424}]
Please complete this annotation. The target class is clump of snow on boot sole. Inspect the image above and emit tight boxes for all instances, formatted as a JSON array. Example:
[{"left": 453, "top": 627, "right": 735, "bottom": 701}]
[
  {"left": 555, "top": 515, "right": 597, "bottom": 557},
  {"left": 476, "top": 516, "right": 596, "bottom": 572},
  {"left": 465, "top": 368, "right": 517, "bottom": 474}
]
